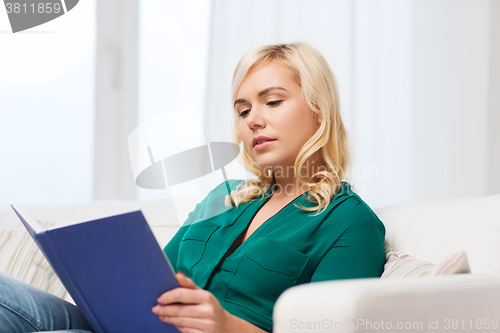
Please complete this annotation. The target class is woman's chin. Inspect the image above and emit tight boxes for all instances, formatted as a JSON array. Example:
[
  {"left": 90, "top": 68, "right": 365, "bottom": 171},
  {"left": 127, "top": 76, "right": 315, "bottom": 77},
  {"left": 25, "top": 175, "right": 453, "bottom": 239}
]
[{"left": 254, "top": 162, "right": 294, "bottom": 174}]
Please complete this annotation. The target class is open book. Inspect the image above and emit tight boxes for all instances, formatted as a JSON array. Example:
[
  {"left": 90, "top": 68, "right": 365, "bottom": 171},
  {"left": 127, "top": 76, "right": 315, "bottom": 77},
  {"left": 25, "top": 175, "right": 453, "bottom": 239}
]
[{"left": 11, "top": 205, "right": 181, "bottom": 333}]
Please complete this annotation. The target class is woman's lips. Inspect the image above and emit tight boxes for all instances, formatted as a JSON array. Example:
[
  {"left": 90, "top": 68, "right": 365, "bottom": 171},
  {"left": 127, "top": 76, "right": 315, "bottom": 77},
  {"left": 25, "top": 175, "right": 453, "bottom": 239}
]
[{"left": 254, "top": 139, "right": 276, "bottom": 151}]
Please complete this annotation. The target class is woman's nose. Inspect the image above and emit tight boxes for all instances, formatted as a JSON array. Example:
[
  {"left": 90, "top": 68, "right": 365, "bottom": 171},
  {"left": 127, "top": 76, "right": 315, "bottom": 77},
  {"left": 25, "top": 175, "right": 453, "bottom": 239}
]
[{"left": 246, "top": 106, "right": 266, "bottom": 129}]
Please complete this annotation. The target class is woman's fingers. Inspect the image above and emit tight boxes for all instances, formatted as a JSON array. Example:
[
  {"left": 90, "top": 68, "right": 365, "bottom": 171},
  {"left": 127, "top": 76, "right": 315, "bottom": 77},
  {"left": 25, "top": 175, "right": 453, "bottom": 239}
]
[
  {"left": 158, "top": 314, "right": 215, "bottom": 332},
  {"left": 152, "top": 274, "right": 228, "bottom": 333},
  {"left": 156, "top": 286, "right": 207, "bottom": 305},
  {"left": 153, "top": 303, "right": 201, "bottom": 317},
  {"left": 176, "top": 271, "right": 199, "bottom": 289},
  {"left": 155, "top": 271, "right": 199, "bottom": 307}
]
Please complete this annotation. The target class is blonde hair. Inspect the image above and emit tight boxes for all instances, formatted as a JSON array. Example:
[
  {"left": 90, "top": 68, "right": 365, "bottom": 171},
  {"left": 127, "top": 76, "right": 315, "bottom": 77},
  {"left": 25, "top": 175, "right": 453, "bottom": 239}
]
[{"left": 225, "top": 42, "right": 350, "bottom": 216}]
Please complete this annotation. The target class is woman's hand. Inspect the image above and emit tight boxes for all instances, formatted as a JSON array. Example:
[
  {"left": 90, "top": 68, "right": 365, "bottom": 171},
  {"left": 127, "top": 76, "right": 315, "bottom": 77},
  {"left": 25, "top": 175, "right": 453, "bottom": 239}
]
[{"left": 152, "top": 271, "right": 230, "bottom": 333}]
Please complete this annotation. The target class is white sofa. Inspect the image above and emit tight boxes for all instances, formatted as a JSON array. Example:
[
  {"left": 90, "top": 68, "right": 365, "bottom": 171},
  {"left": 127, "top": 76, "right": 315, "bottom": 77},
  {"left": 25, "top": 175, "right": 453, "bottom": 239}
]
[
  {"left": 274, "top": 194, "right": 500, "bottom": 332},
  {"left": 1, "top": 193, "right": 500, "bottom": 332}
]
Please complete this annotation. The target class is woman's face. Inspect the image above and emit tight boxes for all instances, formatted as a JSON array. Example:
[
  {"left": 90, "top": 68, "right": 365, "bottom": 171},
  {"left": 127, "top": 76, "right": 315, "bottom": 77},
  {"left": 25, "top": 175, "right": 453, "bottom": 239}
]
[{"left": 235, "top": 62, "right": 322, "bottom": 173}]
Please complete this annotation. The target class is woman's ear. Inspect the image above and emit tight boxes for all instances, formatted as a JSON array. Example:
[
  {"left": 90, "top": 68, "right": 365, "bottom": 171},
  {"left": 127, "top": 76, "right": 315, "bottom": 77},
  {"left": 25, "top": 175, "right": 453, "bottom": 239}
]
[{"left": 316, "top": 113, "right": 323, "bottom": 126}]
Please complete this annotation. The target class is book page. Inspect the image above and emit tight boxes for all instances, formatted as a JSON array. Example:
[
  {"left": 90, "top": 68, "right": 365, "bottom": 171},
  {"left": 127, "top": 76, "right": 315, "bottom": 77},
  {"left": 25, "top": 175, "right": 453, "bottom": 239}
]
[{"left": 11, "top": 205, "right": 44, "bottom": 233}]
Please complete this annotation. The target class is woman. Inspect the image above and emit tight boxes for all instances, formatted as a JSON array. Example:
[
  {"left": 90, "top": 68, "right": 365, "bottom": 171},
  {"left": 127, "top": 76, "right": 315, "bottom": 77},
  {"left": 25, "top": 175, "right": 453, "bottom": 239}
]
[
  {"left": 0, "top": 42, "right": 385, "bottom": 333},
  {"left": 152, "top": 43, "right": 385, "bottom": 333}
]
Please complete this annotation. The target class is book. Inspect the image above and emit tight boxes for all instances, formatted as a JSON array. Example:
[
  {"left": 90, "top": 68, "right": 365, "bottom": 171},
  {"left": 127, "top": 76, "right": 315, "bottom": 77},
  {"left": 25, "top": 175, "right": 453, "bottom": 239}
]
[{"left": 11, "top": 205, "right": 181, "bottom": 333}]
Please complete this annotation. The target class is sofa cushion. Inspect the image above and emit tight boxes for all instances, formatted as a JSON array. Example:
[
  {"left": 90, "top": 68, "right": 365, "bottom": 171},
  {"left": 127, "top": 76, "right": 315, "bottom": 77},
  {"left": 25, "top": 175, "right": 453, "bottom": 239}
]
[
  {"left": 382, "top": 246, "right": 470, "bottom": 279},
  {"left": 375, "top": 193, "right": 500, "bottom": 274},
  {"left": 0, "top": 220, "right": 68, "bottom": 299}
]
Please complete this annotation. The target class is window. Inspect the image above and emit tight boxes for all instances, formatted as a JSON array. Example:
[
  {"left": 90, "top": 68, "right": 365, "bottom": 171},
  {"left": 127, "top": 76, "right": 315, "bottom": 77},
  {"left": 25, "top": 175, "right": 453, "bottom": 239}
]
[{"left": 0, "top": 1, "right": 96, "bottom": 207}]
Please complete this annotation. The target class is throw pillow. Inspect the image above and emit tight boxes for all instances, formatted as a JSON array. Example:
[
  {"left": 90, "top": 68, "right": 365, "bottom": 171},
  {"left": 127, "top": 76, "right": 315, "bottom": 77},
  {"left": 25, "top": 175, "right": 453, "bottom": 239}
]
[
  {"left": 381, "top": 245, "right": 470, "bottom": 279},
  {"left": 0, "top": 221, "right": 68, "bottom": 299}
]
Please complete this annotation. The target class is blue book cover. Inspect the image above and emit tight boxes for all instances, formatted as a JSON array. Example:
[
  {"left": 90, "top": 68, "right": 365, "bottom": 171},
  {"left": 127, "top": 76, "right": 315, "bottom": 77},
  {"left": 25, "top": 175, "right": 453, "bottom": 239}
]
[{"left": 11, "top": 205, "right": 181, "bottom": 333}]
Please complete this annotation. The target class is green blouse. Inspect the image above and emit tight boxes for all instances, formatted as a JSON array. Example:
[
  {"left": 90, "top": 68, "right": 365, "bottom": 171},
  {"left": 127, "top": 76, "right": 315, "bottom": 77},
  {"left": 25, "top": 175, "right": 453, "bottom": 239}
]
[{"left": 163, "top": 179, "right": 386, "bottom": 332}]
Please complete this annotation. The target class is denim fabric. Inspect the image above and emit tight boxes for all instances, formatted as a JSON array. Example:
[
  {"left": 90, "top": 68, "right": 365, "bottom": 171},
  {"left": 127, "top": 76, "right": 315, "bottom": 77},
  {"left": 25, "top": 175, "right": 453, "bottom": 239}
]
[{"left": 0, "top": 272, "right": 93, "bottom": 333}]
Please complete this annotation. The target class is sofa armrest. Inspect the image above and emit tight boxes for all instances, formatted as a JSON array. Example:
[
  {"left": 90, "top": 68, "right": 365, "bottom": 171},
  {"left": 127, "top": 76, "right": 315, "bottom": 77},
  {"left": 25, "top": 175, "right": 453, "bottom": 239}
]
[{"left": 273, "top": 273, "right": 500, "bottom": 332}]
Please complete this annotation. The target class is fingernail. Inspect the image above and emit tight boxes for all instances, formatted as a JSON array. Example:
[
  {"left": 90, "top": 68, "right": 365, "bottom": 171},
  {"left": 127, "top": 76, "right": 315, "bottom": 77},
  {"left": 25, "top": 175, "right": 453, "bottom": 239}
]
[{"left": 152, "top": 305, "right": 159, "bottom": 313}]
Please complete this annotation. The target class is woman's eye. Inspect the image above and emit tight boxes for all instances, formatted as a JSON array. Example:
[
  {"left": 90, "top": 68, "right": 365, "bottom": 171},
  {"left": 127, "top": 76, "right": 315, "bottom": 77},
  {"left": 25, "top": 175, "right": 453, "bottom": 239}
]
[
  {"left": 239, "top": 110, "right": 250, "bottom": 118},
  {"left": 267, "top": 100, "right": 282, "bottom": 106}
]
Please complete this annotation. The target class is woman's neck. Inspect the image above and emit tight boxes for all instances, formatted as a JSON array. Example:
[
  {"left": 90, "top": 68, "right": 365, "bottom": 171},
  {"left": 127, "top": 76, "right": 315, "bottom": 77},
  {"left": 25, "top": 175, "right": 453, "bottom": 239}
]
[{"left": 271, "top": 156, "right": 324, "bottom": 200}]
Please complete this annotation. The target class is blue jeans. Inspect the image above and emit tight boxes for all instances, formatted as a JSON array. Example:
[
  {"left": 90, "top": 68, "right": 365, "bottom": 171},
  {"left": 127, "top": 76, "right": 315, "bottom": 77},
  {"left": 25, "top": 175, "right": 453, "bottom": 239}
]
[{"left": 0, "top": 272, "right": 93, "bottom": 332}]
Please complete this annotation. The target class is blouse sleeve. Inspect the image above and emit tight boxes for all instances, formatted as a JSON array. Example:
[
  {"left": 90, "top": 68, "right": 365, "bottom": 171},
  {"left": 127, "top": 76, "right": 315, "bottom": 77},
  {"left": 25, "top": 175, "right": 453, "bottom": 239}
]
[
  {"left": 163, "top": 225, "right": 189, "bottom": 272},
  {"left": 163, "top": 178, "right": 244, "bottom": 272},
  {"left": 310, "top": 206, "right": 386, "bottom": 282},
  {"left": 163, "top": 194, "right": 208, "bottom": 271},
  {"left": 162, "top": 188, "right": 210, "bottom": 271}
]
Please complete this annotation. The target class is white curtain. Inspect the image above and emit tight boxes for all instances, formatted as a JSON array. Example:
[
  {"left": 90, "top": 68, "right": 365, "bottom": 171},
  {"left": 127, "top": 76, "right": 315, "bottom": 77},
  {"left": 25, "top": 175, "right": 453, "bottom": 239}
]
[{"left": 203, "top": 0, "right": 500, "bottom": 208}]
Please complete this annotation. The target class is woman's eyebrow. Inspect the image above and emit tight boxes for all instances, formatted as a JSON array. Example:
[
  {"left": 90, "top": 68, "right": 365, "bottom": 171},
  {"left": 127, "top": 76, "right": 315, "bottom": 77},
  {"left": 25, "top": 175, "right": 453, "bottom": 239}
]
[
  {"left": 257, "top": 86, "right": 288, "bottom": 97},
  {"left": 234, "top": 98, "right": 247, "bottom": 108},
  {"left": 234, "top": 86, "right": 288, "bottom": 107}
]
